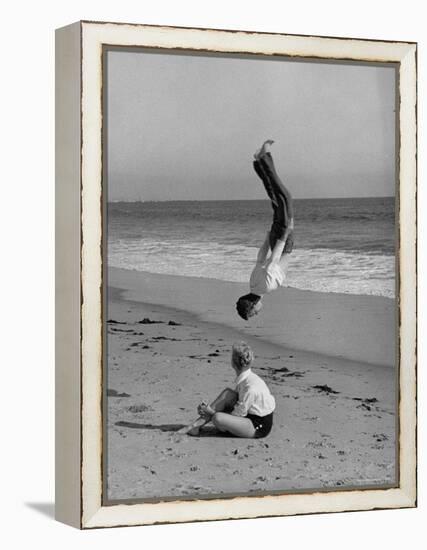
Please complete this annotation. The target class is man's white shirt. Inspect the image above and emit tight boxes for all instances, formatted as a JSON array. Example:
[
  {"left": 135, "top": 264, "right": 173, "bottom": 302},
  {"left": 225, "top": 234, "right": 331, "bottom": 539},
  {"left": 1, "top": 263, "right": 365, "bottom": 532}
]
[{"left": 249, "top": 261, "right": 286, "bottom": 296}]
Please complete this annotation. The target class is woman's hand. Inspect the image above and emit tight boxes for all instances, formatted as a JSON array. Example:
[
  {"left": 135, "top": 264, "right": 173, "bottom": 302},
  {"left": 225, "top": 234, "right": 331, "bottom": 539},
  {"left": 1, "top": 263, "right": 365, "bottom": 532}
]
[{"left": 197, "top": 402, "right": 215, "bottom": 419}]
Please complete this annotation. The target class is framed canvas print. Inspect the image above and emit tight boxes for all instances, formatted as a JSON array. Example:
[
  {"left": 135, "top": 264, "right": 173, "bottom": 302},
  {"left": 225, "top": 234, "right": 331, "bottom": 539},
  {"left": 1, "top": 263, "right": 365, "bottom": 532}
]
[{"left": 55, "top": 20, "right": 417, "bottom": 529}]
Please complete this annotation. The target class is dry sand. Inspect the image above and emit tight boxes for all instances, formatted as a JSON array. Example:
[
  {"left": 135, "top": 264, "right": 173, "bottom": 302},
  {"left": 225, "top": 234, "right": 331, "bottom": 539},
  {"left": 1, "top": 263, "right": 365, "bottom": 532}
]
[{"left": 106, "top": 267, "right": 397, "bottom": 502}]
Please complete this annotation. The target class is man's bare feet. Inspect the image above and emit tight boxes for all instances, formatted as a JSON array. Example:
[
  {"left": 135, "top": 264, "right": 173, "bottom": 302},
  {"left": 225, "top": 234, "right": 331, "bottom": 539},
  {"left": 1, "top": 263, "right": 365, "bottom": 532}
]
[
  {"left": 254, "top": 140, "right": 275, "bottom": 160},
  {"left": 260, "top": 139, "right": 275, "bottom": 156}
]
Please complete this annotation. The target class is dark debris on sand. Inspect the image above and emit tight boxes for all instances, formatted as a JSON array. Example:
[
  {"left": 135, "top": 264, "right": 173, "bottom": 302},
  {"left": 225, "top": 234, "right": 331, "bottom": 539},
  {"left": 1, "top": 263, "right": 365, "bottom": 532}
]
[
  {"left": 108, "top": 389, "right": 131, "bottom": 398},
  {"left": 128, "top": 404, "right": 153, "bottom": 413},
  {"left": 281, "top": 371, "right": 305, "bottom": 378},
  {"left": 313, "top": 384, "right": 340, "bottom": 395},
  {"left": 353, "top": 397, "right": 379, "bottom": 411},
  {"left": 373, "top": 433, "right": 389, "bottom": 442},
  {"left": 138, "top": 318, "right": 164, "bottom": 325},
  {"left": 352, "top": 397, "right": 378, "bottom": 403}
]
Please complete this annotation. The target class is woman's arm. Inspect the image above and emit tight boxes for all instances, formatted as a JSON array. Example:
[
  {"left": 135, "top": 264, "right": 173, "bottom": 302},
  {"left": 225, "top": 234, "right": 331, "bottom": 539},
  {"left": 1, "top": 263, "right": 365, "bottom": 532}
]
[{"left": 231, "top": 390, "right": 255, "bottom": 417}]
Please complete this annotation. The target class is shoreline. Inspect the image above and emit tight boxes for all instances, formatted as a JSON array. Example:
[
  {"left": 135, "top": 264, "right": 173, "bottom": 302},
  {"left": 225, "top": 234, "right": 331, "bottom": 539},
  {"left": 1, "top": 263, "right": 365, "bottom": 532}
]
[
  {"left": 108, "top": 267, "right": 396, "bottom": 367},
  {"left": 109, "top": 265, "right": 395, "bottom": 300},
  {"left": 108, "top": 286, "right": 390, "bottom": 375}
]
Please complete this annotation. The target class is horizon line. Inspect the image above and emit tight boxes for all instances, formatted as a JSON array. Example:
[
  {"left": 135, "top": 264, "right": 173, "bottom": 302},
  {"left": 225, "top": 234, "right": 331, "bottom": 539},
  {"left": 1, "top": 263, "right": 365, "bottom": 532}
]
[{"left": 108, "top": 195, "right": 395, "bottom": 203}]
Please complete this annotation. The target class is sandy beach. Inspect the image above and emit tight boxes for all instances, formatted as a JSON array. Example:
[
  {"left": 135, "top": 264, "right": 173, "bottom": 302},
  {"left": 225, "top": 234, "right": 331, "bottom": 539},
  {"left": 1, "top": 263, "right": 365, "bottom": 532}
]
[{"left": 106, "top": 267, "right": 397, "bottom": 502}]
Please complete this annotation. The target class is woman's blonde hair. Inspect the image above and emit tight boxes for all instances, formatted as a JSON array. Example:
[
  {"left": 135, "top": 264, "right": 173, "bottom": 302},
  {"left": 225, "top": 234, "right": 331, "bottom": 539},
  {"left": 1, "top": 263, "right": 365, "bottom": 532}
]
[{"left": 232, "top": 341, "right": 254, "bottom": 371}]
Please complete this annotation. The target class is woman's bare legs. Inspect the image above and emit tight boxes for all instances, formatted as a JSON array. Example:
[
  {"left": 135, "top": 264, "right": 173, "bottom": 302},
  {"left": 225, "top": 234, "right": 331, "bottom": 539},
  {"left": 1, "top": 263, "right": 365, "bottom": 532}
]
[
  {"left": 178, "top": 388, "right": 238, "bottom": 435},
  {"left": 209, "top": 387, "right": 238, "bottom": 412},
  {"left": 212, "top": 412, "right": 257, "bottom": 438}
]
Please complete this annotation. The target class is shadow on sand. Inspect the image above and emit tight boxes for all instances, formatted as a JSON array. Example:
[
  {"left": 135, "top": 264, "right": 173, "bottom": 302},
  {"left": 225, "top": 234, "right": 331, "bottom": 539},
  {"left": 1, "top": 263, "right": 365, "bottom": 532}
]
[
  {"left": 115, "top": 421, "right": 236, "bottom": 438},
  {"left": 116, "top": 421, "right": 183, "bottom": 432}
]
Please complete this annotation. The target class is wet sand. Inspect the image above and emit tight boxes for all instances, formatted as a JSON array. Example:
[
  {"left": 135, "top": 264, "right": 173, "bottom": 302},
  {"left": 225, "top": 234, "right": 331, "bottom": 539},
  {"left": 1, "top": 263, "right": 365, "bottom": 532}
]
[{"left": 106, "top": 268, "right": 397, "bottom": 502}]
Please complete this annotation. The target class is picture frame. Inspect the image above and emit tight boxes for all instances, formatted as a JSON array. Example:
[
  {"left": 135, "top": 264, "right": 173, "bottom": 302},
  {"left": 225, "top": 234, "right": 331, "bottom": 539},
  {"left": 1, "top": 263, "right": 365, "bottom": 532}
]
[{"left": 55, "top": 20, "right": 417, "bottom": 529}]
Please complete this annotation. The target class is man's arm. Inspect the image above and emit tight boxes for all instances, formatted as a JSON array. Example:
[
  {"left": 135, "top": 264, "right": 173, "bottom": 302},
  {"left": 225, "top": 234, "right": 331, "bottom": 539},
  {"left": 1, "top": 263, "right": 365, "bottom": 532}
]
[
  {"left": 256, "top": 232, "right": 271, "bottom": 263},
  {"left": 269, "top": 226, "right": 292, "bottom": 263}
]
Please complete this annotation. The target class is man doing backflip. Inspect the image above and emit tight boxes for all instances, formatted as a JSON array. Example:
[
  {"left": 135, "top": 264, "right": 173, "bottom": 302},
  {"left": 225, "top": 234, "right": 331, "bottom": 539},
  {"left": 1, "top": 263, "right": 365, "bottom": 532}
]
[{"left": 236, "top": 140, "right": 294, "bottom": 320}]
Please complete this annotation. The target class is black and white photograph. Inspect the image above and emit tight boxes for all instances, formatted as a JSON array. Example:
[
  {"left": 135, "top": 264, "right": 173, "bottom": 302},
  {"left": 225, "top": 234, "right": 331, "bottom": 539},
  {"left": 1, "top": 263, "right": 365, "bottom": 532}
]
[
  {"left": 104, "top": 47, "right": 398, "bottom": 502},
  {"left": 1, "top": 0, "right": 423, "bottom": 543}
]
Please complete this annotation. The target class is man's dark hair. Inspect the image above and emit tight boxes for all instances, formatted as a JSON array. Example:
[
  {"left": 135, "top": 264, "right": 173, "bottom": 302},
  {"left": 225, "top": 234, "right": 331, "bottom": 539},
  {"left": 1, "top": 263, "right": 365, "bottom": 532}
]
[{"left": 236, "top": 293, "right": 261, "bottom": 320}]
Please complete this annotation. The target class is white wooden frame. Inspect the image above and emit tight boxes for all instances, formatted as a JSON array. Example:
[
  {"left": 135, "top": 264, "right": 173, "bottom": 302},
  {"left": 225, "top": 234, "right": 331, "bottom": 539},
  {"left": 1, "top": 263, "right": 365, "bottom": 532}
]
[{"left": 55, "top": 20, "right": 417, "bottom": 529}]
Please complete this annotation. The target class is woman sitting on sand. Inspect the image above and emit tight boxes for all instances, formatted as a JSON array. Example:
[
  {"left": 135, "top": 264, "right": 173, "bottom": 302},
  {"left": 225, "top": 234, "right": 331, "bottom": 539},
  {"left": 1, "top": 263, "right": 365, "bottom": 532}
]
[
  {"left": 236, "top": 140, "right": 294, "bottom": 320},
  {"left": 178, "top": 342, "right": 275, "bottom": 438}
]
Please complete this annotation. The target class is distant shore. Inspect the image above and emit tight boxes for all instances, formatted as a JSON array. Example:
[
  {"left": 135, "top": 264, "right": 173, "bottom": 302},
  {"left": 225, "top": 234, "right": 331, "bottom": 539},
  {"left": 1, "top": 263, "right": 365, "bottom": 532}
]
[{"left": 106, "top": 267, "right": 397, "bottom": 501}]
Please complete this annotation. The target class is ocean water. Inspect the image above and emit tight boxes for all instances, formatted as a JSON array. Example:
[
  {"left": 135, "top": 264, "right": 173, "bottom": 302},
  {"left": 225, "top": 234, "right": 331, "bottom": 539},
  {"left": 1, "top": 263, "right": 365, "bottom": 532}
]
[{"left": 107, "top": 198, "right": 395, "bottom": 298}]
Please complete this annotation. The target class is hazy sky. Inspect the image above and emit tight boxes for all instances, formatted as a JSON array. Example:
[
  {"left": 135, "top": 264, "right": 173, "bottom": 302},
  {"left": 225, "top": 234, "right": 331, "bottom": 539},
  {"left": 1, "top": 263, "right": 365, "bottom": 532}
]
[{"left": 106, "top": 49, "right": 396, "bottom": 201}]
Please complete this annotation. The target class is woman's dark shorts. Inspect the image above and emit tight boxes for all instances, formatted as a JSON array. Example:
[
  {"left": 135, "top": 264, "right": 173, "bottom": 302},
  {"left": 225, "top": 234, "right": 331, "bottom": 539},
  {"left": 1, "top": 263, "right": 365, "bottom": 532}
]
[{"left": 247, "top": 412, "right": 274, "bottom": 438}]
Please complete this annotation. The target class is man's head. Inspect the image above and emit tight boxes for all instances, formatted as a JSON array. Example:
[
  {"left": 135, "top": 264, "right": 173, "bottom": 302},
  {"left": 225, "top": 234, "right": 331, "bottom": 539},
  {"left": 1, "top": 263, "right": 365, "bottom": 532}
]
[
  {"left": 231, "top": 341, "right": 254, "bottom": 374},
  {"left": 235, "top": 293, "right": 263, "bottom": 320}
]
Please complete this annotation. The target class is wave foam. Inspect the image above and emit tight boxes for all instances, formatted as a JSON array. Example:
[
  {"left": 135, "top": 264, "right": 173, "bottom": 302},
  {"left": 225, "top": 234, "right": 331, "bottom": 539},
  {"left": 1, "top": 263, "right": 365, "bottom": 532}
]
[{"left": 108, "top": 239, "right": 395, "bottom": 298}]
